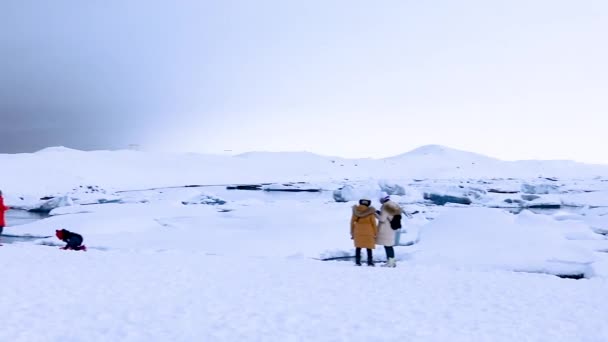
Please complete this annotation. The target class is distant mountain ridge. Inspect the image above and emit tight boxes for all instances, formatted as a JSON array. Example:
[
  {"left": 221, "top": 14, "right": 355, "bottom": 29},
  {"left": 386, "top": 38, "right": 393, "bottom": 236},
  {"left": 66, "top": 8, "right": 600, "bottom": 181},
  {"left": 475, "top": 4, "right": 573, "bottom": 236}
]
[
  {"left": 0, "top": 144, "right": 606, "bottom": 197},
  {"left": 18, "top": 144, "right": 605, "bottom": 167},
  {"left": 384, "top": 144, "right": 499, "bottom": 163},
  {"left": 233, "top": 145, "right": 499, "bottom": 163}
]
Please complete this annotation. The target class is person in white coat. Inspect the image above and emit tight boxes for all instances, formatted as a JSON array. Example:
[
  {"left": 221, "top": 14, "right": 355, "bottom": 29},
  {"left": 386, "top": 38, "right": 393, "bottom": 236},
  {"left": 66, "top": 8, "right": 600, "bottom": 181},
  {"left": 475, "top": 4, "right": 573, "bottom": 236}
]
[{"left": 376, "top": 195, "right": 402, "bottom": 267}]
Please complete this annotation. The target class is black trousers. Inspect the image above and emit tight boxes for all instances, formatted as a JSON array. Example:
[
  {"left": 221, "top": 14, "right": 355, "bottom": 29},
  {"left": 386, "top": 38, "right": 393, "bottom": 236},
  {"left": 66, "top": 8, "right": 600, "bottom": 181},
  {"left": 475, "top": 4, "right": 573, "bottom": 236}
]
[
  {"left": 384, "top": 246, "right": 395, "bottom": 259},
  {"left": 0, "top": 226, "right": 3, "bottom": 235},
  {"left": 66, "top": 235, "right": 83, "bottom": 249},
  {"left": 355, "top": 248, "right": 373, "bottom": 264}
]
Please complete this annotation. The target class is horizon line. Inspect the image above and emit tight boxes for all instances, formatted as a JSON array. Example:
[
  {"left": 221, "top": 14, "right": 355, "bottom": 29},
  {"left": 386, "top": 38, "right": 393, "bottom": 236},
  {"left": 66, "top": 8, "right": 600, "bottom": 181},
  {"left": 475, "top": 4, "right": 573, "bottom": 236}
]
[{"left": 4, "top": 144, "right": 608, "bottom": 167}]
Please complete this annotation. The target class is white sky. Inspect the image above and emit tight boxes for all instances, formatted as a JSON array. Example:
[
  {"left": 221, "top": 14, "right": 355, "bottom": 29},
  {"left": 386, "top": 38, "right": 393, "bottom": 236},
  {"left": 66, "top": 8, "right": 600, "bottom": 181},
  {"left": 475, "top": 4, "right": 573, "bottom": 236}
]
[{"left": 2, "top": 0, "right": 607, "bottom": 163}]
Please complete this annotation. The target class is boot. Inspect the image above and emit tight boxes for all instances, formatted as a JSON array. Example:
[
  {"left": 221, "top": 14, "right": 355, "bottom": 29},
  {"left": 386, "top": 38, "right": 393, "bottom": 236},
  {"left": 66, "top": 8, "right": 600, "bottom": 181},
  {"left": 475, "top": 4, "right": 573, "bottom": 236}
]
[{"left": 381, "top": 258, "right": 396, "bottom": 268}]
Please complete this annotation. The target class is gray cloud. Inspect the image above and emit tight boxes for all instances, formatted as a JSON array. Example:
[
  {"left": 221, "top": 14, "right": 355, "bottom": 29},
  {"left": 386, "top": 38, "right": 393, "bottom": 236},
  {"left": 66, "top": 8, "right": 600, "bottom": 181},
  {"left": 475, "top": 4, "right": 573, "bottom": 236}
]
[
  {"left": 2, "top": 0, "right": 607, "bottom": 163},
  {"left": 0, "top": 0, "right": 217, "bottom": 152}
]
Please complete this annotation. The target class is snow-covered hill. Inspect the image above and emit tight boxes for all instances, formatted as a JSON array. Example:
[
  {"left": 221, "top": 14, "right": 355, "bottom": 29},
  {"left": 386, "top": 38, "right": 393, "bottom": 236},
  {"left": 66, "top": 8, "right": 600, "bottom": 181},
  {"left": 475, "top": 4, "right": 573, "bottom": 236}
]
[
  {"left": 1, "top": 144, "right": 606, "bottom": 196},
  {"left": 2, "top": 145, "right": 608, "bottom": 341}
]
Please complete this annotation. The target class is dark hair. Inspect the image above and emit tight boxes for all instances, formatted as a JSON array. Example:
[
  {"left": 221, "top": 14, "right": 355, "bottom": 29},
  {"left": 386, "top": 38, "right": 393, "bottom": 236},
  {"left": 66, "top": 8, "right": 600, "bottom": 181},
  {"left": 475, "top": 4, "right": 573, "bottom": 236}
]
[{"left": 359, "top": 199, "right": 371, "bottom": 206}]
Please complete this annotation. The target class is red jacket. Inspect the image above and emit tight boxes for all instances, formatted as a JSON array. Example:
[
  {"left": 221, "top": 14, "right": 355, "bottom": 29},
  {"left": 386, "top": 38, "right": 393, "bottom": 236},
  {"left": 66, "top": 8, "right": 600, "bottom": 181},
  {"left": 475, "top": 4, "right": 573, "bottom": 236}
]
[{"left": 0, "top": 196, "right": 9, "bottom": 227}]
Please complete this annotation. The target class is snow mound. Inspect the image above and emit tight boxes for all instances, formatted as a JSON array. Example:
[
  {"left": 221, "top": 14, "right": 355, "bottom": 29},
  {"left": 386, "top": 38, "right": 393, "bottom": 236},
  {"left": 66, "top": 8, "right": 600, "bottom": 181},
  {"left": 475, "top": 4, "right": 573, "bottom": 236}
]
[
  {"left": 378, "top": 180, "right": 406, "bottom": 196},
  {"left": 333, "top": 184, "right": 382, "bottom": 203},
  {"left": 389, "top": 144, "right": 498, "bottom": 162},
  {"left": 182, "top": 193, "right": 227, "bottom": 206},
  {"left": 421, "top": 185, "right": 485, "bottom": 205},
  {"left": 414, "top": 207, "right": 596, "bottom": 276},
  {"left": 562, "top": 191, "right": 608, "bottom": 207},
  {"left": 521, "top": 183, "right": 561, "bottom": 194},
  {"left": 30, "top": 196, "right": 74, "bottom": 213},
  {"left": 35, "top": 146, "right": 83, "bottom": 154},
  {"left": 523, "top": 195, "right": 562, "bottom": 208}
]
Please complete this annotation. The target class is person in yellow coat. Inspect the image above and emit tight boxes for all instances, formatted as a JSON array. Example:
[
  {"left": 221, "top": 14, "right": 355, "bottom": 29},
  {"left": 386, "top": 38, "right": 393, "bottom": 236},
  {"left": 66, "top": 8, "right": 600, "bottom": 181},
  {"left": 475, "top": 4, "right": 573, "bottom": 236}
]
[{"left": 350, "top": 199, "right": 378, "bottom": 266}]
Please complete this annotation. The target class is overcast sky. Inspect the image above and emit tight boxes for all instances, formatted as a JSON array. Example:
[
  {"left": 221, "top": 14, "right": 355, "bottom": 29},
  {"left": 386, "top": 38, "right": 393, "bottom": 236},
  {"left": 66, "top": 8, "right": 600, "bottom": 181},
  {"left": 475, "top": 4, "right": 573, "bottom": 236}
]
[{"left": 1, "top": 0, "right": 607, "bottom": 163}]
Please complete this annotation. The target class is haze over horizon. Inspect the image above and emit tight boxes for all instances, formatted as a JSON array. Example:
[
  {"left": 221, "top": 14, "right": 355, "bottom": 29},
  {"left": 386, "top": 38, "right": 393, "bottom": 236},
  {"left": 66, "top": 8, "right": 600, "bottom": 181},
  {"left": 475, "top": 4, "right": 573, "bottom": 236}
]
[{"left": 2, "top": 0, "right": 606, "bottom": 163}]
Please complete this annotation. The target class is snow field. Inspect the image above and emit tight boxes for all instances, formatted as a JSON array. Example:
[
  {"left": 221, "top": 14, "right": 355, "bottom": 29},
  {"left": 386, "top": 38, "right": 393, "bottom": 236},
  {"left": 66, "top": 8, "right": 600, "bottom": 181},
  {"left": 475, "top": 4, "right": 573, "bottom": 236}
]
[{"left": 2, "top": 246, "right": 607, "bottom": 342}]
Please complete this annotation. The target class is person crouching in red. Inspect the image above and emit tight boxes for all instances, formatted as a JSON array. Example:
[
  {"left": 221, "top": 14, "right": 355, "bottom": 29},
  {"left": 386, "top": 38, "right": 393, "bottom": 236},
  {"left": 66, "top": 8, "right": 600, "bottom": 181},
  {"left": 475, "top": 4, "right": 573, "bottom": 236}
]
[{"left": 55, "top": 229, "right": 87, "bottom": 251}]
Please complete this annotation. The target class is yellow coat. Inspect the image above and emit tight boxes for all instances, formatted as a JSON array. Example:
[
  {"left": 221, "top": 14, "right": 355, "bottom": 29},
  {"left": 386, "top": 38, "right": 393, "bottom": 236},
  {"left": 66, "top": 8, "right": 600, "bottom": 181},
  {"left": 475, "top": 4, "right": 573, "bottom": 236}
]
[{"left": 350, "top": 205, "right": 378, "bottom": 249}]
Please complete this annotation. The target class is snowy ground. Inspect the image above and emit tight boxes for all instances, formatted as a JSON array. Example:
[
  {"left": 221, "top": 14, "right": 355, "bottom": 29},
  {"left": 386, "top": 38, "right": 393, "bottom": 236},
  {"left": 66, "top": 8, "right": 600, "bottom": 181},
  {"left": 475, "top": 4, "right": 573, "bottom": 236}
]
[
  {"left": 2, "top": 147, "right": 608, "bottom": 341},
  {"left": 2, "top": 247, "right": 608, "bottom": 342}
]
